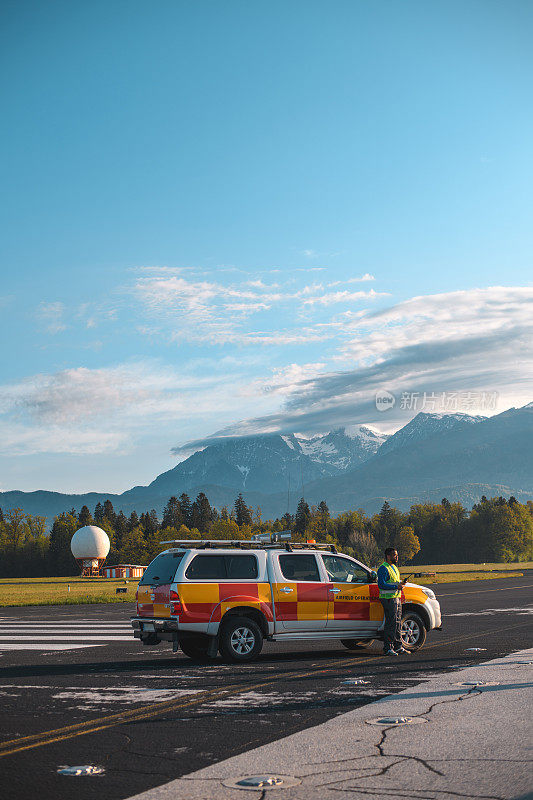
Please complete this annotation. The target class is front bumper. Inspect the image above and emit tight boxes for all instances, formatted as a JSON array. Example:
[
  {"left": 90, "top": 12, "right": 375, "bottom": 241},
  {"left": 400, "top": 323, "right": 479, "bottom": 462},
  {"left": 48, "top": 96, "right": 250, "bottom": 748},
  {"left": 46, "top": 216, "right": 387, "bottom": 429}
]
[{"left": 426, "top": 598, "right": 442, "bottom": 629}]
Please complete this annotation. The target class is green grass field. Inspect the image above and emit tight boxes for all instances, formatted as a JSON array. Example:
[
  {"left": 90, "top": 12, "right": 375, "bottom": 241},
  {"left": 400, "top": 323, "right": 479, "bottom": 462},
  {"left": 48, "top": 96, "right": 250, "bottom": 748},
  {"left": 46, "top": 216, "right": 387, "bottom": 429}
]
[
  {"left": 0, "top": 560, "right": 529, "bottom": 606},
  {"left": 400, "top": 561, "right": 533, "bottom": 573},
  {"left": 399, "top": 561, "right": 530, "bottom": 583},
  {"left": 0, "top": 577, "right": 136, "bottom": 607}
]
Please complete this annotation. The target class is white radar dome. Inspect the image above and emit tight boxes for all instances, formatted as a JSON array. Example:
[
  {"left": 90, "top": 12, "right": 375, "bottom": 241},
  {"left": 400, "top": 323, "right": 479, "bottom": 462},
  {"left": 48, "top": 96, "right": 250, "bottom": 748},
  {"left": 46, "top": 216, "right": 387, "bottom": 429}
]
[{"left": 70, "top": 525, "right": 110, "bottom": 560}]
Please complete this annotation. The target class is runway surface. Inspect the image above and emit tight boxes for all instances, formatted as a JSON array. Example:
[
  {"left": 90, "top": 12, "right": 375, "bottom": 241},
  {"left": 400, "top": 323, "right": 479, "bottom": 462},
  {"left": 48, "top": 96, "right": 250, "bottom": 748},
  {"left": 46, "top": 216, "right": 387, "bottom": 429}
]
[{"left": 0, "top": 573, "right": 531, "bottom": 800}]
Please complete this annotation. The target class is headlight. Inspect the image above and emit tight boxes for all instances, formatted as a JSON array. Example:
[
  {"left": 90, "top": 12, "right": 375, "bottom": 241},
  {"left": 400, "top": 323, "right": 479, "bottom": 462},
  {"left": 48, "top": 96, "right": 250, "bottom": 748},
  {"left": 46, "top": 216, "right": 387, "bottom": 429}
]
[{"left": 423, "top": 588, "right": 436, "bottom": 600}]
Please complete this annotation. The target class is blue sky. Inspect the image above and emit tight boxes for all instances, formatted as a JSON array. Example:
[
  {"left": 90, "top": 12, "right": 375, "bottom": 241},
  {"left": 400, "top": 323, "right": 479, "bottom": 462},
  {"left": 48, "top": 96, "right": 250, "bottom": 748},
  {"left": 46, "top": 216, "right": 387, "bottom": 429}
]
[{"left": 1, "top": 0, "right": 532, "bottom": 493}]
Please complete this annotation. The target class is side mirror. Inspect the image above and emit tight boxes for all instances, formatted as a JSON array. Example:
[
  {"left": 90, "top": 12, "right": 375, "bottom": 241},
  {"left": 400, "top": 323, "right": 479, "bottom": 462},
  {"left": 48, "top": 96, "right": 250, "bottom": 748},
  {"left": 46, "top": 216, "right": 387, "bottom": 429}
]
[{"left": 369, "top": 570, "right": 377, "bottom": 582}]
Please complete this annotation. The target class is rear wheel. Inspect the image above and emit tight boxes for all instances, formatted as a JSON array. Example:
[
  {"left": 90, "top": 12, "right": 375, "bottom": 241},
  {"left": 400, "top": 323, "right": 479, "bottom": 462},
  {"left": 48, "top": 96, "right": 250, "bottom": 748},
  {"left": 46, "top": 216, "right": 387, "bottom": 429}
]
[
  {"left": 401, "top": 611, "right": 426, "bottom": 650},
  {"left": 179, "top": 635, "right": 212, "bottom": 661},
  {"left": 219, "top": 616, "right": 263, "bottom": 662},
  {"left": 341, "top": 639, "right": 375, "bottom": 650}
]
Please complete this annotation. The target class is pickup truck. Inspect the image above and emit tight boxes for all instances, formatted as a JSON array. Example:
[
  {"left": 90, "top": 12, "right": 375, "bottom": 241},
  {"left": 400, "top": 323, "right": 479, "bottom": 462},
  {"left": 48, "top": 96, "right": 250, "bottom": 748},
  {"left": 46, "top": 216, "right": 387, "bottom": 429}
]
[{"left": 131, "top": 538, "right": 441, "bottom": 662}]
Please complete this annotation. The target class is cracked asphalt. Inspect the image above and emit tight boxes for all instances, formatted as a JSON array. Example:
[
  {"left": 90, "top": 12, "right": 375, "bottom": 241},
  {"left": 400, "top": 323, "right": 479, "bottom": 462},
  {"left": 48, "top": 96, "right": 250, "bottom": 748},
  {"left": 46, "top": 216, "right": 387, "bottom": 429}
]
[{"left": 0, "top": 572, "right": 532, "bottom": 800}]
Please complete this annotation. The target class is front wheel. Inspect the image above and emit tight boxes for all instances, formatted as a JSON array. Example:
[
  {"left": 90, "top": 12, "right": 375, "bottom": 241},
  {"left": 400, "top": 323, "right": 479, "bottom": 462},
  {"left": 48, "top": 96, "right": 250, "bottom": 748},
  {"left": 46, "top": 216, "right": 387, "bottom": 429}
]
[
  {"left": 401, "top": 611, "right": 426, "bottom": 650},
  {"left": 219, "top": 616, "right": 263, "bottom": 662},
  {"left": 341, "top": 639, "right": 375, "bottom": 650}
]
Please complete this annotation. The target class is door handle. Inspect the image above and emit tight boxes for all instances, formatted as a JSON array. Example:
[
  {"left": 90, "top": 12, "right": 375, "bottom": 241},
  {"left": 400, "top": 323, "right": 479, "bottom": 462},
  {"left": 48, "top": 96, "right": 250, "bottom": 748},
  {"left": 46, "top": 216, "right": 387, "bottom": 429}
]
[
  {"left": 329, "top": 587, "right": 341, "bottom": 594},
  {"left": 281, "top": 587, "right": 293, "bottom": 593}
]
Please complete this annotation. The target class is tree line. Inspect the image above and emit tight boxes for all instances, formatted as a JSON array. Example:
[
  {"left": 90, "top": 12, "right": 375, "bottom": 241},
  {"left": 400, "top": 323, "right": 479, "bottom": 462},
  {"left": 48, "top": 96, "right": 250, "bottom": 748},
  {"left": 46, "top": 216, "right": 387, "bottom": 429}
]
[{"left": 0, "top": 493, "right": 532, "bottom": 578}]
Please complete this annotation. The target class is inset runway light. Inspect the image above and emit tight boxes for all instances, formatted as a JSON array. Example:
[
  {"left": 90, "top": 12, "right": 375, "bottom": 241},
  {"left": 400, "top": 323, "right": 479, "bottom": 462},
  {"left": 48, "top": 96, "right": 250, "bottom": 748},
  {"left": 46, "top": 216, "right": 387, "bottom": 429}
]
[
  {"left": 57, "top": 765, "right": 104, "bottom": 776},
  {"left": 465, "top": 647, "right": 487, "bottom": 651},
  {"left": 366, "top": 716, "right": 428, "bottom": 726},
  {"left": 223, "top": 775, "right": 302, "bottom": 791},
  {"left": 342, "top": 679, "right": 370, "bottom": 685},
  {"left": 456, "top": 681, "right": 499, "bottom": 687},
  {"left": 238, "top": 777, "right": 283, "bottom": 787}
]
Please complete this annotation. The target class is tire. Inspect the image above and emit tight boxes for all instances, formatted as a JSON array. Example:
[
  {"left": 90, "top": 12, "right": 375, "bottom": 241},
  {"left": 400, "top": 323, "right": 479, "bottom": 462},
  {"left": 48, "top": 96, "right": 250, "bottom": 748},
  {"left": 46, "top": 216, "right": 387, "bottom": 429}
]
[
  {"left": 341, "top": 639, "right": 375, "bottom": 650},
  {"left": 401, "top": 611, "right": 427, "bottom": 651},
  {"left": 179, "top": 635, "right": 212, "bottom": 661},
  {"left": 219, "top": 616, "right": 263, "bottom": 662}
]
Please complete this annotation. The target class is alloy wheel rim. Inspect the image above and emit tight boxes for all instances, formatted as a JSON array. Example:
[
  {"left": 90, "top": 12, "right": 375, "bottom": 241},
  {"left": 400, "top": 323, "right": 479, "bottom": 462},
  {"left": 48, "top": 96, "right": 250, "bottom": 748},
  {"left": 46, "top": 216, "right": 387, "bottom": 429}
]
[
  {"left": 401, "top": 618, "right": 420, "bottom": 645},
  {"left": 230, "top": 626, "right": 256, "bottom": 654}
]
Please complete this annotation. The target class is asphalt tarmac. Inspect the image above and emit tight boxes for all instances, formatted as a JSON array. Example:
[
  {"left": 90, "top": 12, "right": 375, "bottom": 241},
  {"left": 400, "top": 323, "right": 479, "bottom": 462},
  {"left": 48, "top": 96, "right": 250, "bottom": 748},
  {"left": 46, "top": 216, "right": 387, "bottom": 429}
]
[{"left": 0, "top": 573, "right": 532, "bottom": 800}]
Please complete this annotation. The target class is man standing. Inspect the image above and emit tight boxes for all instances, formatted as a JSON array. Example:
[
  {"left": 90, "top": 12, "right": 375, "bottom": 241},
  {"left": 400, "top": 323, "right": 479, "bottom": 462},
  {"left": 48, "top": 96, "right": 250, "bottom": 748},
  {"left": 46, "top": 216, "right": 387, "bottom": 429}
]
[{"left": 377, "top": 547, "right": 410, "bottom": 656}]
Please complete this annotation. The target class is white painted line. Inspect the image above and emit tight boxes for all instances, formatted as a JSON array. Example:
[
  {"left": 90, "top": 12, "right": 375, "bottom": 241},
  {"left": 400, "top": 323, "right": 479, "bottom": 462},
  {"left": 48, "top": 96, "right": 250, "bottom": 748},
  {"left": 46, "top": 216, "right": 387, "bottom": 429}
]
[
  {"left": 0, "top": 619, "right": 129, "bottom": 626},
  {"left": 0, "top": 627, "right": 131, "bottom": 632},
  {"left": 0, "top": 644, "right": 100, "bottom": 651},
  {"left": 0, "top": 636, "right": 132, "bottom": 641}
]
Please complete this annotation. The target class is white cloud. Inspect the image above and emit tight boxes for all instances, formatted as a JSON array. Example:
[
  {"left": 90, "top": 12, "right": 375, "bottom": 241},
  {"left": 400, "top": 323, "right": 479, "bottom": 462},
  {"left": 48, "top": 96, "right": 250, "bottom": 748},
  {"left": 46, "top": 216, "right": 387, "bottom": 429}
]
[
  {"left": 36, "top": 301, "right": 66, "bottom": 335},
  {"left": 173, "top": 286, "right": 533, "bottom": 448},
  {"left": 132, "top": 271, "right": 385, "bottom": 346},
  {"left": 348, "top": 273, "right": 375, "bottom": 283},
  {"left": 0, "top": 360, "right": 278, "bottom": 457},
  {"left": 302, "top": 288, "right": 388, "bottom": 307}
]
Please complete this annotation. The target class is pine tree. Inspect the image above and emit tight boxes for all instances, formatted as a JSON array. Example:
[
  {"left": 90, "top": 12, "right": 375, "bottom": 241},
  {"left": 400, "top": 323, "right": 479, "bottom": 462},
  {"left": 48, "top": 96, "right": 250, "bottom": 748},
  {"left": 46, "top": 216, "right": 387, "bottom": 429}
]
[
  {"left": 103, "top": 499, "right": 117, "bottom": 527},
  {"left": 233, "top": 494, "right": 252, "bottom": 527},
  {"left": 94, "top": 502, "right": 104, "bottom": 524},
  {"left": 48, "top": 513, "right": 78, "bottom": 575},
  {"left": 128, "top": 510, "right": 140, "bottom": 532},
  {"left": 149, "top": 509, "right": 160, "bottom": 535},
  {"left": 192, "top": 493, "right": 213, "bottom": 533},
  {"left": 114, "top": 511, "right": 128, "bottom": 549},
  {"left": 162, "top": 496, "right": 183, "bottom": 529},
  {"left": 294, "top": 498, "right": 311, "bottom": 538},
  {"left": 179, "top": 494, "right": 192, "bottom": 528},
  {"left": 318, "top": 500, "right": 330, "bottom": 535},
  {"left": 78, "top": 505, "right": 93, "bottom": 527}
]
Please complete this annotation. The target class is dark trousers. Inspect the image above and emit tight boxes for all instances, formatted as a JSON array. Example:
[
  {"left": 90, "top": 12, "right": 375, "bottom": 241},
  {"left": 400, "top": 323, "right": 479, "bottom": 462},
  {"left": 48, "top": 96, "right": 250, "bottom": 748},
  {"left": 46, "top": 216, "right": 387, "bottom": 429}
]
[{"left": 381, "top": 598, "right": 402, "bottom": 651}]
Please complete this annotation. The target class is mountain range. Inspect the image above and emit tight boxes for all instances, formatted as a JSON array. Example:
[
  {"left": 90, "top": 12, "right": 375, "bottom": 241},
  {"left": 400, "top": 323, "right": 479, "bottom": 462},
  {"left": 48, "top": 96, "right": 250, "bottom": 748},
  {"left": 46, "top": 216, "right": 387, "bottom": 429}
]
[{"left": 2, "top": 405, "right": 532, "bottom": 523}]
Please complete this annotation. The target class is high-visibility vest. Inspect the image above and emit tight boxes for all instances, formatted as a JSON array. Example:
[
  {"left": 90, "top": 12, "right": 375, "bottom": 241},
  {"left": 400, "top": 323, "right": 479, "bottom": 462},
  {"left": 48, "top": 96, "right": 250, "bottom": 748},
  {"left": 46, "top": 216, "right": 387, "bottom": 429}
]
[{"left": 379, "top": 561, "right": 401, "bottom": 599}]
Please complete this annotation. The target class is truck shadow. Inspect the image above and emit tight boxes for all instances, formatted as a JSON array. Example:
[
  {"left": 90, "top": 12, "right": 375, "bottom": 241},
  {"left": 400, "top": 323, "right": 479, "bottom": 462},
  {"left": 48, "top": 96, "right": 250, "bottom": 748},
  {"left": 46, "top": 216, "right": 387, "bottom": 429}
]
[{"left": 0, "top": 649, "right": 471, "bottom": 680}]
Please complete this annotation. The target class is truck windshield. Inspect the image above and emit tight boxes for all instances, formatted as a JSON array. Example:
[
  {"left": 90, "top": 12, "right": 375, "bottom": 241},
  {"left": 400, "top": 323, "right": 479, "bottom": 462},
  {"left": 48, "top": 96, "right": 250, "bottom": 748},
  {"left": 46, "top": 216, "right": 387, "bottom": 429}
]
[{"left": 139, "top": 552, "right": 184, "bottom": 586}]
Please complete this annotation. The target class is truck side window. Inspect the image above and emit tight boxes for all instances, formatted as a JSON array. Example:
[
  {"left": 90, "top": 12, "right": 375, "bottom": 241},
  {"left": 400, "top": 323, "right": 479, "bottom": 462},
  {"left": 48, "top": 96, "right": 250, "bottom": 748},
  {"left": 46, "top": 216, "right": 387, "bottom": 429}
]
[
  {"left": 226, "top": 555, "right": 258, "bottom": 579},
  {"left": 139, "top": 552, "right": 184, "bottom": 585},
  {"left": 322, "top": 554, "right": 368, "bottom": 583},
  {"left": 279, "top": 554, "right": 320, "bottom": 582},
  {"left": 185, "top": 555, "right": 227, "bottom": 580}
]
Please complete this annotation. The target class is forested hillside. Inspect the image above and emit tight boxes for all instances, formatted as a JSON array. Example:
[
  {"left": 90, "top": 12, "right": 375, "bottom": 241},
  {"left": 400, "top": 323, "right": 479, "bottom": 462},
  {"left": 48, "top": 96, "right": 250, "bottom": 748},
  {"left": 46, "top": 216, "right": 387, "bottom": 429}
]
[{"left": 1, "top": 492, "right": 532, "bottom": 578}]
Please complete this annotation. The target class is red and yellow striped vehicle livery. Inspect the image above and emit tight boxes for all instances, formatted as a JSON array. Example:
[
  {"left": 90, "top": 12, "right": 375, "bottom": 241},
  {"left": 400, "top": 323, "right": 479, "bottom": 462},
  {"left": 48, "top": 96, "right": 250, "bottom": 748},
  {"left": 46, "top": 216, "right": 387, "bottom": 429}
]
[{"left": 131, "top": 536, "right": 441, "bottom": 662}]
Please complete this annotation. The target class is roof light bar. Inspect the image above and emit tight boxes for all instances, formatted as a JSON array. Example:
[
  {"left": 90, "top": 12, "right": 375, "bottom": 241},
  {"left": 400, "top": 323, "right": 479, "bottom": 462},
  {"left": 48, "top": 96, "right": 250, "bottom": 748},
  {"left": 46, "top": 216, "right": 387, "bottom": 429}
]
[{"left": 251, "top": 530, "right": 291, "bottom": 543}]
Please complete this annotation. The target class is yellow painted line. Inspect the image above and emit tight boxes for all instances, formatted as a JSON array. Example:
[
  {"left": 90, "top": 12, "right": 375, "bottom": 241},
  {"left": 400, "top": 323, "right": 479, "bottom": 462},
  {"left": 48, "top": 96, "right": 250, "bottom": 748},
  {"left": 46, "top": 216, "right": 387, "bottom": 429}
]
[
  {"left": 0, "top": 621, "right": 529, "bottom": 758},
  {"left": 438, "top": 583, "right": 533, "bottom": 596}
]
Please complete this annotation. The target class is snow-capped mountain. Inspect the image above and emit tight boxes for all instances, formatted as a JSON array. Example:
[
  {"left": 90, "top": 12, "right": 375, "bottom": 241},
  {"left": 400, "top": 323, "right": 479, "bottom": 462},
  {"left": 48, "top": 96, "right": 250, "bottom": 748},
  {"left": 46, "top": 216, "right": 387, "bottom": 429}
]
[
  {"left": 144, "top": 426, "right": 388, "bottom": 497},
  {"left": 3, "top": 405, "right": 531, "bottom": 522},
  {"left": 378, "top": 412, "right": 485, "bottom": 456},
  {"left": 288, "top": 426, "right": 388, "bottom": 471}
]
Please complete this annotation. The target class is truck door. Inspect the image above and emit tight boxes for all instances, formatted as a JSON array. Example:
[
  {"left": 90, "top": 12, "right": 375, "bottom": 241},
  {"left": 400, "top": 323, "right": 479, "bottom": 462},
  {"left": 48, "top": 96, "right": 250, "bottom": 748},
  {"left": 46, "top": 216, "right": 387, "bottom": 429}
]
[
  {"left": 321, "top": 553, "right": 381, "bottom": 634},
  {"left": 272, "top": 552, "right": 328, "bottom": 631}
]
